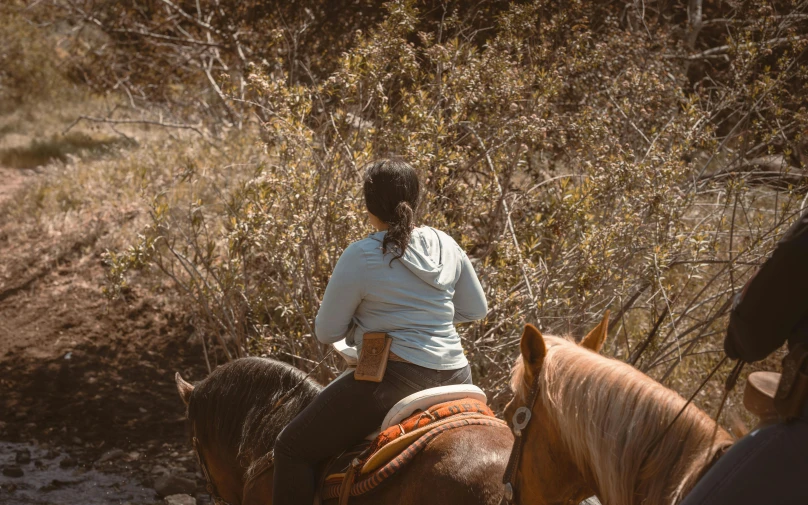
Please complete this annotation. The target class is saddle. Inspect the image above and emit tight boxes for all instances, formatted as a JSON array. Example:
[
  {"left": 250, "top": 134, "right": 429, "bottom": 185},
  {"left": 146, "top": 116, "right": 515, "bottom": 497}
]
[
  {"left": 314, "top": 383, "right": 505, "bottom": 504},
  {"left": 744, "top": 370, "right": 781, "bottom": 427}
]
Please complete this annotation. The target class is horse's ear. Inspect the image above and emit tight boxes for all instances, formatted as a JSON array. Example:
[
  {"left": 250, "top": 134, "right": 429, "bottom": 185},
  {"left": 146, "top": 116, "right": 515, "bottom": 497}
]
[
  {"left": 175, "top": 372, "right": 194, "bottom": 407},
  {"left": 520, "top": 324, "right": 547, "bottom": 366},
  {"left": 581, "top": 310, "right": 610, "bottom": 353}
]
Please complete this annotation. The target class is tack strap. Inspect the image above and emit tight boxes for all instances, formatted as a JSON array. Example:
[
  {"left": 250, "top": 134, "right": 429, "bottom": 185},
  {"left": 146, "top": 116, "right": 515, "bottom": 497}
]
[
  {"left": 193, "top": 434, "right": 234, "bottom": 505},
  {"left": 501, "top": 372, "right": 541, "bottom": 504},
  {"left": 338, "top": 458, "right": 361, "bottom": 505}
]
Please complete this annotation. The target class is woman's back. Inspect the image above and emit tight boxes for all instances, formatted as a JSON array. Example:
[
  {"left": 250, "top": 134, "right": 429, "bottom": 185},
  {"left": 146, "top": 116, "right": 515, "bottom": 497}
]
[
  {"left": 315, "top": 226, "right": 487, "bottom": 370},
  {"left": 273, "top": 158, "right": 487, "bottom": 505}
]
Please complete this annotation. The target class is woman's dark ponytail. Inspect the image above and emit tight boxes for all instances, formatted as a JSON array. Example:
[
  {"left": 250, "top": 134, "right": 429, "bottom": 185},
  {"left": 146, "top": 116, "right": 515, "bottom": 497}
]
[{"left": 363, "top": 159, "right": 420, "bottom": 262}]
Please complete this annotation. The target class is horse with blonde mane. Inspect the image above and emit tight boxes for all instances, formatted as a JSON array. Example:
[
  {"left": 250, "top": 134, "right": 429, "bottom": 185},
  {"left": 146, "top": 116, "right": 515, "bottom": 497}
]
[{"left": 504, "top": 314, "right": 734, "bottom": 505}]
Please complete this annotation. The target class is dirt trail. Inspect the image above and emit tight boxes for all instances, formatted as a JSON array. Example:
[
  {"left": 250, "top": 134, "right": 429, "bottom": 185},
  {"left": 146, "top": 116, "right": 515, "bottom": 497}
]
[{"left": 0, "top": 164, "right": 210, "bottom": 503}]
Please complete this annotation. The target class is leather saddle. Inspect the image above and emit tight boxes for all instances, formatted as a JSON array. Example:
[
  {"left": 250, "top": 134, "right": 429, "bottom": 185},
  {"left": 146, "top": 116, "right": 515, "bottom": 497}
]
[
  {"left": 744, "top": 370, "right": 781, "bottom": 427},
  {"left": 313, "top": 345, "right": 505, "bottom": 504},
  {"left": 316, "top": 383, "right": 500, "bottom": 504}
]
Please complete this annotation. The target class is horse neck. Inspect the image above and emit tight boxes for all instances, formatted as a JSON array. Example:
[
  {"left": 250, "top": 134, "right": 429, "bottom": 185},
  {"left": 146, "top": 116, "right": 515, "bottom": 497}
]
[
  {"left": 240, "top": 380, "right": 322, "bottom": 478},
  {"left": 543, "top": 345, "right": 732, "bottom": 505},
  {"left": 189, "top": 358, "right": 323, "bottom": 488}
]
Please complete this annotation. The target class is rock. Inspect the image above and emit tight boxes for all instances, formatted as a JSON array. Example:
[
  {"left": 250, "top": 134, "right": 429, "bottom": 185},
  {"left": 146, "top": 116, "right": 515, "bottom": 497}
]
[
  {"left": 3, "top": 466, "right": 24, "bottom": 478},
  {"left": 154, "top": 475, "right": 197, "bottom": 497},
  {"left": 15, "top": 449, "right": 31, "bottom": 465},
  {"left": 40, "top": 478, "right": 84, "bottom": 492},
  {"left": 179, "top": 471, "right": 198, "bottom": 482},
  {"left": 165, "top": 494, "right": 196, "bottom": 505},
  {"left": 146, "top": 443, "right": 161, "bottom": 456},
  {"left": 151, "top": 465, "right": 170, "bottom": 475},
  {"left": 59, "top": 457, "right": 77, "bottom": 468},
  {"left": 195, "top": 493, "right": 213, "bottom": 505},
  {"left": 97, "top": 449, "right": 125, "bottom": 464}
]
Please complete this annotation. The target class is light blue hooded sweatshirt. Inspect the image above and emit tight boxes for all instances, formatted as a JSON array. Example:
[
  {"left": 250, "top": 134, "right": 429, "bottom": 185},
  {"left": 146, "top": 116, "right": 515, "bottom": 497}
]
[{"left": 314, "top": 226, "right": 488, "bottom": 370}]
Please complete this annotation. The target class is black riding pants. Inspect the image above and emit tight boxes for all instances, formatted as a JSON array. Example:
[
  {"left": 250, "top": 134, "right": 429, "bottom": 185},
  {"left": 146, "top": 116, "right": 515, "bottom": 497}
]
[
  {"left": 272, "top": 361, "right": 472, "bottom": 505},
  {"left": 679, "top": 402, "right": 808, "bottom": 505}
]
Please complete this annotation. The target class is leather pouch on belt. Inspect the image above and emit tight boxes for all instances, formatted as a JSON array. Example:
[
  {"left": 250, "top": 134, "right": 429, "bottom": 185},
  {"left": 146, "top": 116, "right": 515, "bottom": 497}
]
[
  {"left": 774, "top": 342, "right": 808, "bottom": 421},
  {"left": 354, "top": 332, "right": 392, "bottom": 382}
]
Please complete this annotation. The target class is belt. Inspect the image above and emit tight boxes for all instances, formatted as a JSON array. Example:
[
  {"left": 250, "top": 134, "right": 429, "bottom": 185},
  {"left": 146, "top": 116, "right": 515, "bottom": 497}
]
[{"left": 388, "top": 352, "right": 410, "bottom": 364}]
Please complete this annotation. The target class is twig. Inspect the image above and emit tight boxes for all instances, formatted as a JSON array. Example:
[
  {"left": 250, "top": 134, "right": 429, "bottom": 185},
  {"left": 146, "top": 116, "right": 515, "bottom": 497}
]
[
  {"left": 689, "top": 36, "right": 805, "bottom": 60},
  {"left": 464, "top": 124, "right": 539, "bottom": 324},
  {"left": 630, "top": 305, "right": 669, "bottom": 366},
  {"left": 606, "top": 92, "right": 651, "bottom": 145},
  {"left": 64, "top": 115, "right": 208, "bottom": 139},
  {"left": 608, "top": 282, "right": 650, "bottom": 333},
  {"left": 200, "top": 331, "right": 212, "bottom": 374},
  {"left": 111, "top": 28, "right": 223, "bottom": 47},
  {"left": 159, "top": 0, "right": 223, "bottom": 35}
]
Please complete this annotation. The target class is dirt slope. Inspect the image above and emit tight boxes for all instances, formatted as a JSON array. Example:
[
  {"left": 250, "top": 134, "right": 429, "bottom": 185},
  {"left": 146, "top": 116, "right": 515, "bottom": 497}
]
[{"left": 0, "top": 181, "right": 207, "bottom": 457}]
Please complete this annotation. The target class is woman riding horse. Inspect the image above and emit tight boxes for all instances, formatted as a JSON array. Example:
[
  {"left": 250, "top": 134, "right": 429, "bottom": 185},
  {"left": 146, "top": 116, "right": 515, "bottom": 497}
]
[
  {"left": 272, "top": 159, "right": 489, "bottom": 504},
  {"left": 680, "top": 208, "right": 808, "bottom": 505},
  {"left": 503, "top": 208, "right": 808, "bottom": 505}
]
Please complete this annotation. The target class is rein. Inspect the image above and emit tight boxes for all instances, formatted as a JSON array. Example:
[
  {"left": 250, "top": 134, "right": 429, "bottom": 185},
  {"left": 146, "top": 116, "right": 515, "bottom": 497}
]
[{"left": 500, "top": 371, "right": 541, "bottom": 504}]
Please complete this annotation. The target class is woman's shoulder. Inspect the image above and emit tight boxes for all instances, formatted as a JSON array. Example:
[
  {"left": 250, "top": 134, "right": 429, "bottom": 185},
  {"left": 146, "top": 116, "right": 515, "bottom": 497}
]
[
  {"left": 416, "top": 226, "right": 465, "bottom": 253},
  {"left": 342, "top": 233, "right": 384, "bottom": 257}
]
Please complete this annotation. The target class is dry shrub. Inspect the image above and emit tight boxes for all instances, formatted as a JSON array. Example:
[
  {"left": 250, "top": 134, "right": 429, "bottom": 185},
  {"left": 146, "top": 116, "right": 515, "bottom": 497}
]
[{"left": 92, "top": 0, "right": 808, "bottom": 415}]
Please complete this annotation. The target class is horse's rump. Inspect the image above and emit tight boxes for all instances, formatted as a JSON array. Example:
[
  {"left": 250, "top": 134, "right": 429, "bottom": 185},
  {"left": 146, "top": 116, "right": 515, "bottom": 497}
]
[{"left": 319, "top": 398, "right": 505, "bottom": 500}]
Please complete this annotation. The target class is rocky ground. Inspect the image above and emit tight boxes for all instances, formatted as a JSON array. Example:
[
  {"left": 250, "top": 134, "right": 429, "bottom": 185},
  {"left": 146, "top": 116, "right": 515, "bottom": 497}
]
[{"left": 0, "top": 162, "right": 212, "bottom": 503}]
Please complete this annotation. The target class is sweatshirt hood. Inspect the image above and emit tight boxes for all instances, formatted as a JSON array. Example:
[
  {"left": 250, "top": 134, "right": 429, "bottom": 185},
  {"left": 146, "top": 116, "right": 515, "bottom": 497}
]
[{"left": 370, "top": 227, "right": 461, "bottom": 290}]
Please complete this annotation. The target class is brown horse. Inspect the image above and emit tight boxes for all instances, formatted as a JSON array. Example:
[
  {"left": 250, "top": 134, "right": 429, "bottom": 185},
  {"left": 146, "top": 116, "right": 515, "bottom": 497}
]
[
  {"left": 505, "top": 316, "right": 734, "bottom": 505},
  {"left": 175, "top": 357, "right": 514, "bottom": 505}
]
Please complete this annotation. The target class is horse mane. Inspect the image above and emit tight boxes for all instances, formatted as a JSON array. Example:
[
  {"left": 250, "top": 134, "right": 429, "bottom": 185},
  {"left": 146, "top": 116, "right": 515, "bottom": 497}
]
[
  {"left": 511, "top": 336, "right": 733, "bottom": 505},
  {"left": 187, "top": 357, "right": 322, "bottom": 477}
]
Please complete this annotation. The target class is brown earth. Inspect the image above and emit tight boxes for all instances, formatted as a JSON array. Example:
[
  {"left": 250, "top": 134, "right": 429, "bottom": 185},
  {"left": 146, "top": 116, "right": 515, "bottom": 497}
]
[{"left": 0, "top": 172, "right": 211, "bottom": 501}]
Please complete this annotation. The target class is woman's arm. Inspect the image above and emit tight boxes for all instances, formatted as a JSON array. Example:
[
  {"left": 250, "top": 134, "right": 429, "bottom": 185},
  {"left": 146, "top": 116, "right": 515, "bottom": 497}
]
[
  {"left": 314, "top": 243, "right": 366, "bottom": 344},
  {"left": 724, "top": 210, "right": 808, "bottom": 362},
  {"left": 453, "top": 250, "right": 488, "bottom": 323}
]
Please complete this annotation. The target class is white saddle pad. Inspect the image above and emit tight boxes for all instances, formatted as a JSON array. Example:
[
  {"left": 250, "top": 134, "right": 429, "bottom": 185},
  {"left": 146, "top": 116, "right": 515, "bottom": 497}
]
[{"left": 381, "top": 384, "right": 487, "bottom": 430}]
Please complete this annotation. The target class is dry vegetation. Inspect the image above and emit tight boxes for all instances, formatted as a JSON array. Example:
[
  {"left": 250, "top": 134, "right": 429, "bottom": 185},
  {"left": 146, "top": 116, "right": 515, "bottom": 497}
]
[{"left": 5, "top": 0, "right": 807, "bottom": 425}]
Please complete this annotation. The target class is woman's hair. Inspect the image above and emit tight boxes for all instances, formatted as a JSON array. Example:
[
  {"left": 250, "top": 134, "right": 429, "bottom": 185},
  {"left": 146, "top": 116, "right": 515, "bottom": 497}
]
[{"left": 363, "top": 158, "right": 420, "bottom": 262}]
